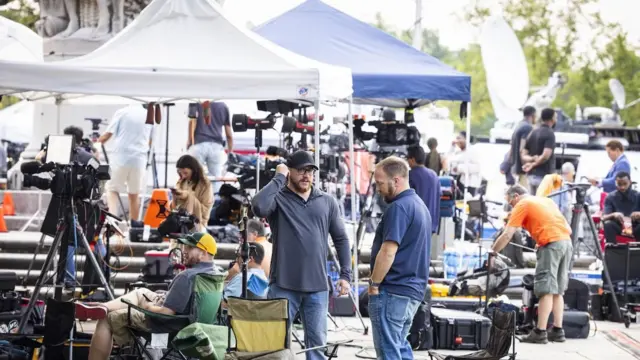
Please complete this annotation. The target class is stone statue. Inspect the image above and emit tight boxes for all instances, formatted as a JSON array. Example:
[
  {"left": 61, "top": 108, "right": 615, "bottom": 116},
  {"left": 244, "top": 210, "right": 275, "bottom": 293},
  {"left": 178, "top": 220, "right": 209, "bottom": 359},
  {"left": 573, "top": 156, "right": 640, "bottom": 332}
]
[{"left": 33, "top": 0, "right": 151, "bottom": 59}]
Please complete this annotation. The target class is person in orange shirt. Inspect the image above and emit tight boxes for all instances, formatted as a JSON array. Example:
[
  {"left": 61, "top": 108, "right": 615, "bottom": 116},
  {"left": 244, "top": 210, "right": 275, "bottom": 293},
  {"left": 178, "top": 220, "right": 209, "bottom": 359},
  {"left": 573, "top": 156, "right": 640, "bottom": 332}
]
[{"left": 492, "top": 184, "right": 573, "bottom": 344}]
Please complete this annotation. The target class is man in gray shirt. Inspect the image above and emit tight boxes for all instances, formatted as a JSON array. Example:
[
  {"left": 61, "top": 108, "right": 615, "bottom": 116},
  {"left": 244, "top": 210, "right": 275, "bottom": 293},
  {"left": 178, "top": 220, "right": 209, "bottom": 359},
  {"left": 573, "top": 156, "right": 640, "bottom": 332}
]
[
  {"left": 252, "top": 150, "right": 352, "bottom": 360},
  {"left": 509, "top": 106, "right": 536, "bottom": 188},
  {"left": 76, "top": 232, "right": 218, "bottom": 360},
  {"left": 188, "top": 101, "right": 234, "bottom": 195}
]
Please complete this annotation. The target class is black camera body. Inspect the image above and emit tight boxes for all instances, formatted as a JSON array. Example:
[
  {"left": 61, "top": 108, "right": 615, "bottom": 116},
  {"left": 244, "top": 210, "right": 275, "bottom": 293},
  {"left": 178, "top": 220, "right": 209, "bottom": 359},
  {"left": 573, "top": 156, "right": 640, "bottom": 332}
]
[
  {"left": 353, "top": 118, "right": 420, "bottom": 147},
  {"left": 22, "top": 160, "right": 110, "bottom": 200},
  {"left": 158, "top": 208, "right": 199, "bottom": 237}
]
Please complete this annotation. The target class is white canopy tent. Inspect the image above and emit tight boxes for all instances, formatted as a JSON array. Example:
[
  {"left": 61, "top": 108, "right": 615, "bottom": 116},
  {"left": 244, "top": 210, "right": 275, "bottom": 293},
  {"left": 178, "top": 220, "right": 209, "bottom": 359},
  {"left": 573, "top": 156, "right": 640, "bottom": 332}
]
[
  {"left": 0, "top": 0, "right": 352, "bottom": 102},
  {"left": 0, "top": 16, "right": 42, "bottom": 62}
]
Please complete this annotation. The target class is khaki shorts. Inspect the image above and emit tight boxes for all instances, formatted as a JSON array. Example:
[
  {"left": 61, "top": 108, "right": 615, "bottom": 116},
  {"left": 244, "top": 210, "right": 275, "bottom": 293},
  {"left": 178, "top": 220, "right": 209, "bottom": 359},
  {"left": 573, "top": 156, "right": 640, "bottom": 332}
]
[
  {"left": 534, "top": 240, "right": 573, "bottom": 297},
  {"left": 516, "top": 174, "right": 529, "bottom": 188},
  {"left": 107, "top": 288, "right": 165, "bottom": 346},
  {"left": 105, "top": 165, "right": 145, "bottom": 194}
]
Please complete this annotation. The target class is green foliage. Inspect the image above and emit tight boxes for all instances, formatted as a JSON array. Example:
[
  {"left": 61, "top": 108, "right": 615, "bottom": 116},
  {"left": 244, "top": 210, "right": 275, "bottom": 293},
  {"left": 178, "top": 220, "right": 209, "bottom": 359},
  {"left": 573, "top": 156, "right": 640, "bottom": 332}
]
[
  {"left": 0, "top": 0, "right": 38, "bottom": 31},
  {"left": 0, "top": 0, "right": 39, "bottom": 110},
  {"left": 372, "top": 0, "right": 640, "bottom": 134}
]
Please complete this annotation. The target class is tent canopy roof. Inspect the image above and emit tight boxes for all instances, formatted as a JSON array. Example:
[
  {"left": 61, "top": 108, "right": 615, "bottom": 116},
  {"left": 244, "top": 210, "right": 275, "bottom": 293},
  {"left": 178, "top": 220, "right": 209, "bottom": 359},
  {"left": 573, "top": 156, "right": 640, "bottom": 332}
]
[
  {"left": 0, "top": 16, "right": 42, "bottom": 62},
  {"left": 0, "top": 0, "right": 352, "bottom": 101},
  {"left": 255, "top": 0, "right": 471, "bottom": 106}
]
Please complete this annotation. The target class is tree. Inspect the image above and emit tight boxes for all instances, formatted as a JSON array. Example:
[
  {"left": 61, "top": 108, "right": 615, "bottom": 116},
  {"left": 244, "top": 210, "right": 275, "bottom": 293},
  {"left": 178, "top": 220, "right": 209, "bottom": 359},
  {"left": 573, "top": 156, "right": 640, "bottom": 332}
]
[{"left": 0, "top": 0, "right": 39, "bottom": 31}]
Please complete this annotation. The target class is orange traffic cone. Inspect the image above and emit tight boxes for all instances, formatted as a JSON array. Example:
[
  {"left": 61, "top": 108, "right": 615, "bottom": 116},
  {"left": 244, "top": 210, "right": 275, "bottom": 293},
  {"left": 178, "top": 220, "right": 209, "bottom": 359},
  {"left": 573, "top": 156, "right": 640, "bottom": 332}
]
[
  {"left": 143, "top": 189, "right": 171, "bottom": 228},
  {"left": 0, "top": 208, "right": 8, "bottom": 232},
  {"left": 2, "top": 192, "right": 15, "bottom": 216}
]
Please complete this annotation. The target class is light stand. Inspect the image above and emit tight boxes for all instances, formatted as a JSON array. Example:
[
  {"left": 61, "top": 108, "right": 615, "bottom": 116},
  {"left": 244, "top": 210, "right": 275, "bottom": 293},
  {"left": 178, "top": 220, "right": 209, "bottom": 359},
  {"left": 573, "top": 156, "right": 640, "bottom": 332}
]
[
  {"left": 236, "top": 198, "right": 251, "bottom": 298},
  {"left": 327, "top": 248, "right": 369, "bottom": 335},
  {"left": 163, "top": 103, "right": 175, "bottom": 188},
  {"left": 548, "top": 184, "right": 622, "bottom": 320},
  {"left": 255, "top": 127, "right": 262, "bottom": 191}
]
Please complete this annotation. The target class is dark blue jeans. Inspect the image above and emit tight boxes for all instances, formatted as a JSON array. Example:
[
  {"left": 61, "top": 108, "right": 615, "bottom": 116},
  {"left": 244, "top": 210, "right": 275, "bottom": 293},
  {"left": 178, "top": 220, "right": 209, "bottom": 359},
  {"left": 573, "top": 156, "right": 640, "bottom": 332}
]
[
  {"left": 268, "top": 284, "right": 328, "bottom": 360},
  {"left": 369, "top": 289, "right": 421, "bottom": 360}
]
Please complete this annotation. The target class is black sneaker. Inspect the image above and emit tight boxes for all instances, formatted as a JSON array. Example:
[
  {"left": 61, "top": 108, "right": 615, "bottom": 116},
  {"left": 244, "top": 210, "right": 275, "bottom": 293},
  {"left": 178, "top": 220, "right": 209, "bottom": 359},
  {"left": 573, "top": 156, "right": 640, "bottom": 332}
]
[
  {"left": 548, "top": 328, "right": 566, "bottom": 342},
  {"left": 520, "top": 329, "right": 548, "bottom": 344}
]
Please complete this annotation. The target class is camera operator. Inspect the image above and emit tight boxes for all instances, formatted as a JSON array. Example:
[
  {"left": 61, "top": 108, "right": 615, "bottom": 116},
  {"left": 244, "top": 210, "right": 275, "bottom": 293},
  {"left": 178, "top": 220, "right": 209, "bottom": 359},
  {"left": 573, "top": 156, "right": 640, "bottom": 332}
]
[
  {"left": 34, "top": 127, "right": 97, "bottom": 290},
  {"left": 407, "top": 146, "right": 441, "bottom": 234},
  {"left": 97, "top": 104, "right": 152, "bottom": 226},
  {"left": 76, "top": 232, "right": 219, "bottom": 360},
  {"left": 492, "top": 185, "right": 572, "bottom": 344},
  {"left": 602, "top": 171, "right": 640, "bottom": 243},
  {"left": 251, "top": 150, "right": 351, "bottom": 360},
  {"left": 171, "top": 155, "right": 213, "bottom": 230}
]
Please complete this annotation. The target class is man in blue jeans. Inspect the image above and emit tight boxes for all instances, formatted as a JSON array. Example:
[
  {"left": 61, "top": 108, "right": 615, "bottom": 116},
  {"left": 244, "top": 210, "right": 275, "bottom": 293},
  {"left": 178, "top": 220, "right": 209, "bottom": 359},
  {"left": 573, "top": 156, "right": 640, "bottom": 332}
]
[
  {"left": 252, "top": 150, "right": 352, "bottom": 360},
  {"left": 368, "top": 156, "right": 431, "bottom": 360}
]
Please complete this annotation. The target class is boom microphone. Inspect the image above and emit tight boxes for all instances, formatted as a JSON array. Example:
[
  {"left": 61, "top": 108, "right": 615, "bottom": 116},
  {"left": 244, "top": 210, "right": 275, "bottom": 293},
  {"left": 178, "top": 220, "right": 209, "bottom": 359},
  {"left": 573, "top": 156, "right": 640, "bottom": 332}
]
[{"left": 20, "top": 161, "right": 43, "bottom": 175}]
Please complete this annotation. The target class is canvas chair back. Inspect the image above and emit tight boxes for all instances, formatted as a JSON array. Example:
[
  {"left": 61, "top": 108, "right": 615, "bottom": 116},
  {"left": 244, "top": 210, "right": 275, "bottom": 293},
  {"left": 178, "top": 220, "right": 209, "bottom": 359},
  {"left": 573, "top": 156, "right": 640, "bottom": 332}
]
[{"left": 227, "top": 297, "right": 289, "bottom": 353}]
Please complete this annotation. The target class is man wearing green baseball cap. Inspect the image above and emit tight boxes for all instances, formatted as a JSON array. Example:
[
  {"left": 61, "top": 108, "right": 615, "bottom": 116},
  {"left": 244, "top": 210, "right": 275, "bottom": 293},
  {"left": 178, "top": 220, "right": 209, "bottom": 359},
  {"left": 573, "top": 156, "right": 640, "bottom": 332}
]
[{"left": 78, "top": 232, "right": 219, "bottom": 360}]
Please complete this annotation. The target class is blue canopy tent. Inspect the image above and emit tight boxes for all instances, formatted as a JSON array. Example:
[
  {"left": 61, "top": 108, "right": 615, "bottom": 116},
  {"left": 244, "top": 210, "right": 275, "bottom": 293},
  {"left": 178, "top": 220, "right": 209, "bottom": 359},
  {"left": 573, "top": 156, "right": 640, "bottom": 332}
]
[
  {"left": 255, "top": 0, "right": 471, "bottom": 107},
  {"left": 256, "top": 0, "right": 473, "bottom": 307}
]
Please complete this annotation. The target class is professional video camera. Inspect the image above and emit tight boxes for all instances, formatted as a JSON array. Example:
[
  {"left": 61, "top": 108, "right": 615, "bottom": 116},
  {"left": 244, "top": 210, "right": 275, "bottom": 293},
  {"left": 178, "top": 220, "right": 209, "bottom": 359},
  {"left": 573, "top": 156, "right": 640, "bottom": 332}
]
[
  {"left": 352, "top": 109, "right": 421, "bottom": 147},
  {"left": 226, "top": 152, "right": 286, "bottom": 190},
  {"left": 158, "top": 208, "right": 200, "bottom": 237},
  {"left": 22, "top": 159, "right": 109, "bottom": 200}
]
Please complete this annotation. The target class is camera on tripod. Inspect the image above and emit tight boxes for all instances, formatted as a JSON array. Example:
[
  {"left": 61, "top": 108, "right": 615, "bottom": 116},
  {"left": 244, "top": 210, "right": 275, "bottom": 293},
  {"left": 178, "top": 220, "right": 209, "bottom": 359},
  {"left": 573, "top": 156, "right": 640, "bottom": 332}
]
[
  {"left": 351, "top": 108, "right": 421, "bottom": 147},
  {"left": 22, "top": 159, "right": 110, "bottom": 200}
]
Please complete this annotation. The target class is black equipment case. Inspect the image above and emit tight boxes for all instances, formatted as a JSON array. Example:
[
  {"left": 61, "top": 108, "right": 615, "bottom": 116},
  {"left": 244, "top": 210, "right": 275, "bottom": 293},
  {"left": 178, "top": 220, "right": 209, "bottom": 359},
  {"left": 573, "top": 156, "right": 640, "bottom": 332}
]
[
  {"left": 408, "top": 285, "right": 434, "bottom": 350},
  {"left": 431, "top": 307, "right": 491, "bottom": 350}
]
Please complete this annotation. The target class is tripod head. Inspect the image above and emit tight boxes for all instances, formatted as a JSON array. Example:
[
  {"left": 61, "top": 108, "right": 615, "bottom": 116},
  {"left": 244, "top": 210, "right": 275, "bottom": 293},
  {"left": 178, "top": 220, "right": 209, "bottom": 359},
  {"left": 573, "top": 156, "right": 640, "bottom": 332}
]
[{"left": 549, "top": 182, "right": 591, "bottom": 205}]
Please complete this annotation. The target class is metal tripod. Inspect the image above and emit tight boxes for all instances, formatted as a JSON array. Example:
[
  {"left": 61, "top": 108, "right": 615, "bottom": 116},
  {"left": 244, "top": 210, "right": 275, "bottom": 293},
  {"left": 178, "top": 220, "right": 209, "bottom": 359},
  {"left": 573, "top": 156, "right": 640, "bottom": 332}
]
[
  {"left": 550, "top": 184, "right": 622, "bottom": 320},
  {"left": 17, "top": 208, "right": 115, "bottom": 334}
]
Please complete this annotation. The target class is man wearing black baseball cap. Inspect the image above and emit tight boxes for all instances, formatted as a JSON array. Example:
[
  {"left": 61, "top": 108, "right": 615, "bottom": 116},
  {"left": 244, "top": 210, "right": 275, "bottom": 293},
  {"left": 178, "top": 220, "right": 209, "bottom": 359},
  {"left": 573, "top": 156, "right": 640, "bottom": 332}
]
[{"left": 252, "top": 150, "right": 352, "bottom": 360}]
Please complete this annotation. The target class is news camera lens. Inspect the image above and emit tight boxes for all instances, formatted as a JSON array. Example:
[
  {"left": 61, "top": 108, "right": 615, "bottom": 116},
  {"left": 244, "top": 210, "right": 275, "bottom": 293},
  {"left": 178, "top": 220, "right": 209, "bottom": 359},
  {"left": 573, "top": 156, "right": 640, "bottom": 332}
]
[
  {"left": 232, "top": 114, "right": 249, "bottom": 132},
  {"left": 281, "top": 116, "right": 297, "bottom": 134},
  {"left": 22, "top": 175, "right": 51, "bottom": 191}
]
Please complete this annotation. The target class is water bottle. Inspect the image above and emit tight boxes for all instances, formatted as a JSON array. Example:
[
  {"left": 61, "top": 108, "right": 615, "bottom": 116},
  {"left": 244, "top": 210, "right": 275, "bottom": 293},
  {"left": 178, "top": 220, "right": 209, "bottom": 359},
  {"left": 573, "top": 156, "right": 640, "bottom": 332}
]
[
  {"left": 462, "top": 244, "right": 472, "bottom": 273},
  {"left": 443, "top": 248, "right": 458, "bottom": 279}
]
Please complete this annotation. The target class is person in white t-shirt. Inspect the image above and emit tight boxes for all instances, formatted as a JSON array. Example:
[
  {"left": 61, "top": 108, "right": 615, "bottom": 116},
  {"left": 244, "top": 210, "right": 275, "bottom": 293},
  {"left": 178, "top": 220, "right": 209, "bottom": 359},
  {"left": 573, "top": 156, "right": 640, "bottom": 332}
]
[{"left": 98, "top": 104, "right": 152, "bottom": 224}]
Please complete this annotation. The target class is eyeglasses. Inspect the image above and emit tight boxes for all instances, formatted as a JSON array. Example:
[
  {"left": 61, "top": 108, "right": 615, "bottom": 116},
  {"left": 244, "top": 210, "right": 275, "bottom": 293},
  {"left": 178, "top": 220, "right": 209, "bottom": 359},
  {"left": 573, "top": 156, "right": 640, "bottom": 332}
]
[{"left": 296, "top": 167, "right": 316, "bottom": 175}]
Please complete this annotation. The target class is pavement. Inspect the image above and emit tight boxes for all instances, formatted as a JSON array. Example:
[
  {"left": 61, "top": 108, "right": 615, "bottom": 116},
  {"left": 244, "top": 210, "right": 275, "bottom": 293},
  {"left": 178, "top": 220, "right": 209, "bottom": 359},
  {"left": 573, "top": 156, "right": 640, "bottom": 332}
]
[
  {"left": 306, "top": 316, "right": 640, "bottom": 360},
  {"left": 73, "top": 315, "right": 640, "bottom": 359},
  {"left": 70, "top": 310, "right": 640, "bottom": 359}
]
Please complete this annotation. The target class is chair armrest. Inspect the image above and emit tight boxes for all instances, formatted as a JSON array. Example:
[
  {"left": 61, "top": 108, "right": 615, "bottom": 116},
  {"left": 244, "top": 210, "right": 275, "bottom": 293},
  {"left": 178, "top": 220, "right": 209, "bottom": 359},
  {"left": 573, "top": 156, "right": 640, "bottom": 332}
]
[{"left": 120, "top": 299, "right": 189, "bottom": 322}]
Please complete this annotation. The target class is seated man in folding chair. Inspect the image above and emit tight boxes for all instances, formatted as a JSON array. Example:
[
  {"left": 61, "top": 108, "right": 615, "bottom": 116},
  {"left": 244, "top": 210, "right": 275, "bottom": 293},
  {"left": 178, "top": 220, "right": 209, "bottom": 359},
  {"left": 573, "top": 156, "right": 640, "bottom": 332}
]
[
  {"left": 223, "top": 242, "right": 269, "bottom": 301},
  {"left": 75, "top": 232, "right": 219, "bottom": 360}
]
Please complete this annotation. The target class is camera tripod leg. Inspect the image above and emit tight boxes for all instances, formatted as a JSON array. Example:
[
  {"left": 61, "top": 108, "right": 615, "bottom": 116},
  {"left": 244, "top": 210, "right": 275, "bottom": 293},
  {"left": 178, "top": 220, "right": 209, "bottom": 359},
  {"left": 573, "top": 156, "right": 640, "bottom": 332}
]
[
  {"left": 23, "top": 233, "right": 47, "bottom": 286},
  {"left": 76, "top": 226, "right": 115, "bottom": 300},
  {"left": 583, "top": 204, "right": 622, "bottom": 321},
  {"left": 17, "top": 227, "right": 66, "bottom": 333}
]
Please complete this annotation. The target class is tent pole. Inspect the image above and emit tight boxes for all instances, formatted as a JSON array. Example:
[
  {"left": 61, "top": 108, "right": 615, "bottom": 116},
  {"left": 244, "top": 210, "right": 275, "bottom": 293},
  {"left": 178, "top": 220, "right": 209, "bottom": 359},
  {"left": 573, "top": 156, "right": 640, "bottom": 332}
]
[
  {"left": 347, "top": 97, "right": 358, "bottom": 311},
  {"left": 461, "top": 102, "right": 472, "bottom": 239},
  {"left": 314, "top": 99, "right": 321, "bottom": 185}
]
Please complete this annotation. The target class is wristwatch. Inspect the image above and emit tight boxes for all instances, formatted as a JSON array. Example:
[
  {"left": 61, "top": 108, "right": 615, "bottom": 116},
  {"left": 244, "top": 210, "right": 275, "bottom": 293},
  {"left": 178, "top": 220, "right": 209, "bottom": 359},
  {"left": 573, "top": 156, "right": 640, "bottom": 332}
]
[{"left": 368, "top": 279, "right": 381, "bottom": 288}]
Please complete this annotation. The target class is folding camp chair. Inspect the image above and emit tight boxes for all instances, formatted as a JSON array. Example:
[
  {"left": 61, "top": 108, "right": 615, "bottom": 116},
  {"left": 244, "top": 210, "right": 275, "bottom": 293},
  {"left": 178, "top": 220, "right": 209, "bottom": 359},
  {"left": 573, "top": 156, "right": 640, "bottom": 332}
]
[
  {"left": 225, "top": 297, "right": 295, "bottom": 359},
  {"left": 428, "top": 309, "right": 517, "bottom": 360},
  {"left": 120, "top": 273, "right": 226, "bottom": 360}
]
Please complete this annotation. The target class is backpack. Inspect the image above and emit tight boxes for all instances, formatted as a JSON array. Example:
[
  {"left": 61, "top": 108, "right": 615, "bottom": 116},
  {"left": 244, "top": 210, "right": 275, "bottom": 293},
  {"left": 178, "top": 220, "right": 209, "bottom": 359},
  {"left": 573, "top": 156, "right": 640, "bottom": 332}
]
[{"left": 407, "top": 285, "right": 434, "bottom": 350}]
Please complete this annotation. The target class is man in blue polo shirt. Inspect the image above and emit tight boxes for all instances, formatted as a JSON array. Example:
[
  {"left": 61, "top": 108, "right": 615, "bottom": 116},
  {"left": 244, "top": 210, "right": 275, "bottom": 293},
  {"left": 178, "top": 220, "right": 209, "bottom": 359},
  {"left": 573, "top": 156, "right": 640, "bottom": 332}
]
[{"left": 368, "top": 156, "right": 431, "bottom": 360}]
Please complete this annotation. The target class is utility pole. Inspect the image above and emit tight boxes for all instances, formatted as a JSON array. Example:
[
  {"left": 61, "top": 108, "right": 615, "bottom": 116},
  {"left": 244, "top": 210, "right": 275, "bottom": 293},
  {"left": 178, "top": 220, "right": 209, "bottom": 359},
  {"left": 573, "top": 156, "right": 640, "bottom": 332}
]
[{"left": 413, "top": 0, "right": 423, "bottom": 51}]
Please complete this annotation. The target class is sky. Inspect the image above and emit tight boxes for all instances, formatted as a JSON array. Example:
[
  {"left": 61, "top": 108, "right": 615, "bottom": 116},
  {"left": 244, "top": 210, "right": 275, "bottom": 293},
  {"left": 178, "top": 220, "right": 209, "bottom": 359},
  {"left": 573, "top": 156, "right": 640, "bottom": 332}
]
[{"left": 223, "top": 0, "right": 640, "bottom": 52}]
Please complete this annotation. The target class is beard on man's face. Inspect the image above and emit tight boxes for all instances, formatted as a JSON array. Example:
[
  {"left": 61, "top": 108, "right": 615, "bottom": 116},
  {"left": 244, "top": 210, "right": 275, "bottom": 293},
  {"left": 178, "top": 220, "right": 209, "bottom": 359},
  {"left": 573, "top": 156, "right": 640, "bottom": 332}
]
[{"left": 290, "top": 176, "right": 312, "bottom": 192}]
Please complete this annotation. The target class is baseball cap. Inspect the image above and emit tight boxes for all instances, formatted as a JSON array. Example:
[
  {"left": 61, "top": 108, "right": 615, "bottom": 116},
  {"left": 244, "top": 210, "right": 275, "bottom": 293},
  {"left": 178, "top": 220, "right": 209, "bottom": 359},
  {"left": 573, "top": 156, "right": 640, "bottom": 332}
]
[
  {"left": 177, "top": 232, "right": 217, "bottom": 256},
  {"left": 286, "top": 150, "right": 318, "bottom": 170}
]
